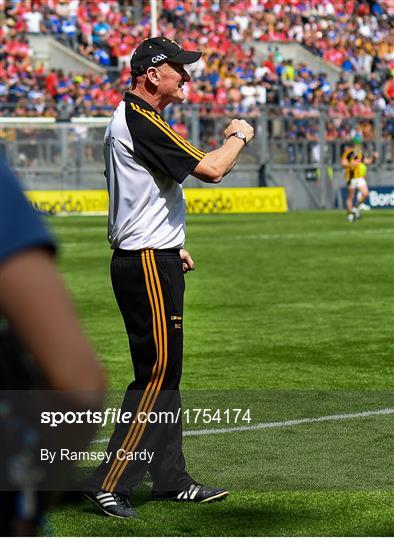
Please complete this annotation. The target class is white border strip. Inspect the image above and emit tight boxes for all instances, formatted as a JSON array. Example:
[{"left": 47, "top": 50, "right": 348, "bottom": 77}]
[
  {"left": 93, "top": 408, "right": 394, "bottom": 444},
  {"left": 71, "top": 117, "right": 109, "bottom": 125},
  {"left": 1, "top": 117, "right": 56, "bottom": 124}
]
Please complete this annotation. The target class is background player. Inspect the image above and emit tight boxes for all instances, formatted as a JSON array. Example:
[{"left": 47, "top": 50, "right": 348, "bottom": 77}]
[{"left": 341, "top": 135, "right": 378, "bottom": 222}]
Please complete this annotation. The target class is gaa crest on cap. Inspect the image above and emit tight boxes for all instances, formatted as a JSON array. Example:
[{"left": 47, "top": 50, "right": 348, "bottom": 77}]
[{"left": 130, "top": 37, "right": 201, "bottom": 75}]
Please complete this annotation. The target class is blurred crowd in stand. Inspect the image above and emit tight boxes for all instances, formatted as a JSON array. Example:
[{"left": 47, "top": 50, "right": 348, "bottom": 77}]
[{"left": 1, "top": 0, "right": 393, "bottom": 142}]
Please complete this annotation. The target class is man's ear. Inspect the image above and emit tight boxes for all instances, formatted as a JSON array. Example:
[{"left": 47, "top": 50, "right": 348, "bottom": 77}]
[{"left": 146, "top": 67, "right": 160, "bottom": 87}]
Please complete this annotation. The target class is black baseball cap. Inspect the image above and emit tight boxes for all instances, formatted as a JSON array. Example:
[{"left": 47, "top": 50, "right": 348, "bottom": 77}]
[{"left": 130, "top": 36, "right": 202, "bottom": 75}]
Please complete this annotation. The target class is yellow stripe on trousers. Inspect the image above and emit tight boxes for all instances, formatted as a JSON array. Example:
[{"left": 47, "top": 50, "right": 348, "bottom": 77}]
[
  {"left": 102, "top": 250, "right": 168, "bottom": 492},
  {"left": 101, "top": 249, "right": 161, "bottom": 491},
  {"left": 102, "top": 250, "right": 167, "bottom": 492}
]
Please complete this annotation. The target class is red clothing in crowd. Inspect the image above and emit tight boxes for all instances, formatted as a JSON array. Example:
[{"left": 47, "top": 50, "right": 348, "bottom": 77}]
[
  {"left": 384, "top": 78, "right": 394, "bottom": 99},
  {"left": 5, "top": 40, "right": 30, "bottom": 59},
  {"left": 264, "top": 58, "right": 276, "bottom": 74},
  {"left": 45, "top": 71, "right": 58, "bottom": 97},
  {"left": 324, "top": 47, "right": 346, "bottom": 66}
]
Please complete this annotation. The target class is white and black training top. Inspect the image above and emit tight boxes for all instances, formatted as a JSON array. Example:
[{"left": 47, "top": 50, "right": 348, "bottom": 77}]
[{"left": 104, "top": 93, "right": 206, "bottom": 250}]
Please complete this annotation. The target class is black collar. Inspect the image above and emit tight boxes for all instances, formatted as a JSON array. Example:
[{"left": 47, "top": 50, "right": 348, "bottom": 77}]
[{"left": 124, "top": 92, "right": 158, "bottom": 113}]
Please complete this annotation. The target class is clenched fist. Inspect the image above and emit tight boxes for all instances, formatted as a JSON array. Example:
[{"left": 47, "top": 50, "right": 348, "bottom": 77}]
[{"left": 224, "top": 119, "right": 254, "bottom": 144}]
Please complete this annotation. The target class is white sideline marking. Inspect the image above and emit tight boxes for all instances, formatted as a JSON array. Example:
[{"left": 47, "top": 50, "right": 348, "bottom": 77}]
[
  {"left": 93, "top": 408, "right": 394, "bottom": 444},
  {"left": 233, "top": 229, "right": 393, "bottom": 241}
]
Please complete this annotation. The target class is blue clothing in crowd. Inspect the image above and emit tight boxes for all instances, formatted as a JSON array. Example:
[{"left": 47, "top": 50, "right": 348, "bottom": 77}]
[{"left": 0, "top": 158, "right": 55, "bottom": 265}]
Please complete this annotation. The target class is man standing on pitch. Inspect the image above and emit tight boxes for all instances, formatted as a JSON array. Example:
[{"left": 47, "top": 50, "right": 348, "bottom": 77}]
[{"left": 86, "top": 36, "right": 254, "bottom": 518}]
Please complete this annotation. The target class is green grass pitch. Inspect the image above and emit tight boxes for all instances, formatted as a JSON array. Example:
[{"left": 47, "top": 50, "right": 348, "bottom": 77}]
[{"left": 45, "top": 210, "right": 393, "bottom": 536}]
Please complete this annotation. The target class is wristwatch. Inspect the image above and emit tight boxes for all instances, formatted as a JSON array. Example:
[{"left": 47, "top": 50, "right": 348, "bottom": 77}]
[{"left": 227, "top": 131, "right": 247, "bottom": 145}]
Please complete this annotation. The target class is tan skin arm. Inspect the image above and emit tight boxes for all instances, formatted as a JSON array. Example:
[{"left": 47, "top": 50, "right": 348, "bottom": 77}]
[
  {"left": 192, "top": 118, "right": 254, "bottom": 183},
  {"left": 342, "top": 151, "right": 378, "bottom": 168},
  {"left": 363, "top": 152, "right": 379, "bottom": 166},
  {"left": 0, "top": 248, "right": 106, "bottom": 394},
  {"left": 341, "top": 155, "right": 362, "bottom": 168}
]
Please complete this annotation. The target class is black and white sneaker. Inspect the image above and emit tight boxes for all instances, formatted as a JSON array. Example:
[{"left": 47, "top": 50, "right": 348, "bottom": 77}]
[
  {"left": 84, "top": 490, "right": 137, "bottom": 518},
  {"left": 152, "top": 483, "right": 229, "bottom": 503}
]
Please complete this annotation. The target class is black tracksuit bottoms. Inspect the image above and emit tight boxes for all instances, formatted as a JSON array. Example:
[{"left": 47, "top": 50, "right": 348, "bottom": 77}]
[{"left": 89, "top": 248, "right": 193, "bottom": 495}]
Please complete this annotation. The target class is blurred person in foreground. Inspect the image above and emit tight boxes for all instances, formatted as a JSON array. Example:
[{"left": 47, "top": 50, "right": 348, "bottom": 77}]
[
  {"left": 86, "top": 36, "right": 254, "bottom": 518},
  {"left": 0, "top": 156, "right": 106, "bottom": 535},
  {"left": 341, "top": 134, "right": 378, "bottom": 222}
]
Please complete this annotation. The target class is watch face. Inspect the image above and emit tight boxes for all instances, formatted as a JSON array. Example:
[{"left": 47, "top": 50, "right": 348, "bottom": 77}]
[{"left": 228, "top": 131, "right": 246, "bottom": 144}]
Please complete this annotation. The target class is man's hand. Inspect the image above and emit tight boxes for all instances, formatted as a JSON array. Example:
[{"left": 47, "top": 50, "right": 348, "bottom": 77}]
[
  {"left": 224, "top": 119, "right": 254, "bottom": 144},
  {"left": 192, "top": 119, "right": 254, "bottom": 183},
  {"left": 180, "top": 249, "right": 195, "bottom": 273}
]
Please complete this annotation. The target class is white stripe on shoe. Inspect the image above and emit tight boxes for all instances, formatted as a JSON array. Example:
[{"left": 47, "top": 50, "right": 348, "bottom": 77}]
[
  {"left": 97, "top": 492, "right": 114, "bottom": 501},
  {"left": 98, "top": 497, "right": 115, "bottom": 504},
  {"left": 189, "top": 485, "right": 200, "bottom": 500}
]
